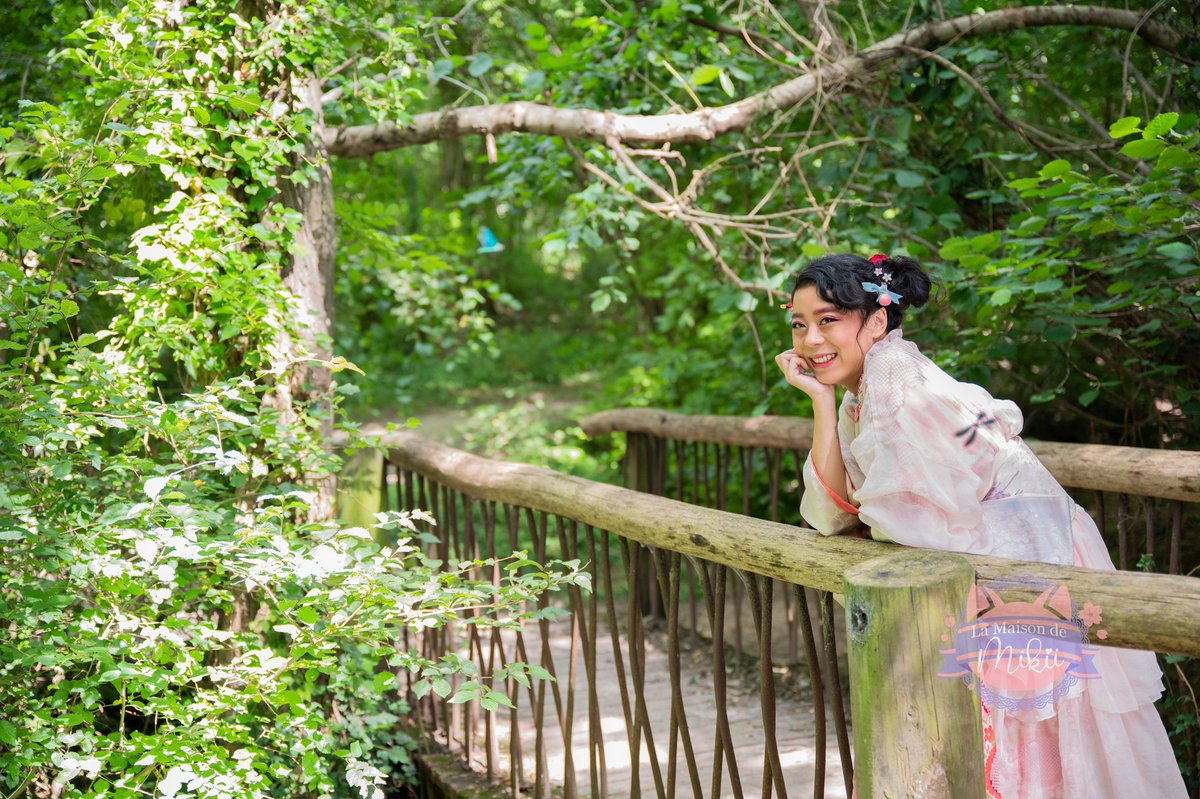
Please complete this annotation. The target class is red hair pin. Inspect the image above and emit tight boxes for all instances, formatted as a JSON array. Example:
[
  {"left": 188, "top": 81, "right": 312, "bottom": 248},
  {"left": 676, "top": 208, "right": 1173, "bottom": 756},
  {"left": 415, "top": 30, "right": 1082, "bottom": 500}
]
[{"left": 868, "top": 253, "right": 889, "bottom": 264}]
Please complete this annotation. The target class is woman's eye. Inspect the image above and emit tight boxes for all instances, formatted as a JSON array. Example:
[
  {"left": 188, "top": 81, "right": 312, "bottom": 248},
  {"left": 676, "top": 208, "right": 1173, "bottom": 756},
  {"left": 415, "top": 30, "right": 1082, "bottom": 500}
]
[
  {"left": 819, "top": 317, "right": 837, "bottom": 325},
  {"left": 791, "top": 322, "right": 805, "bottom": 330}
]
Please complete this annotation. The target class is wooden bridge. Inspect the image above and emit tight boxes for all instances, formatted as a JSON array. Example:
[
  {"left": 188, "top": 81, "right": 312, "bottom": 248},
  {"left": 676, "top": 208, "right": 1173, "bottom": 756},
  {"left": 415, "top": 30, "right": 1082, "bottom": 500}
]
[{"left": 377, "top": 409, "right": 1200, "bottom": 799}]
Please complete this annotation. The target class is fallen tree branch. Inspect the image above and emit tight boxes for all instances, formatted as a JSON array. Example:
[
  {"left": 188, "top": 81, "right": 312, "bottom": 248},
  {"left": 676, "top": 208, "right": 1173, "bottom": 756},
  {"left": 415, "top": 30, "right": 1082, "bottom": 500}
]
[{"left": 324, "top": 5, "right": 1182, "bottom": 158}]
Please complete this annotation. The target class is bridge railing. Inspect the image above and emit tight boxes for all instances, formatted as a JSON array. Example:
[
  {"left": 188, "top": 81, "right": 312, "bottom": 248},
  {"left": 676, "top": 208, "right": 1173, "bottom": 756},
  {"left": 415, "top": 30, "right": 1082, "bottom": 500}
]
[
  {"left": 580, "top": 408, "right": 1200, "bottom": 576},
  {"left": 379, "top": 431, "right": 1200, "bottom": 799}
]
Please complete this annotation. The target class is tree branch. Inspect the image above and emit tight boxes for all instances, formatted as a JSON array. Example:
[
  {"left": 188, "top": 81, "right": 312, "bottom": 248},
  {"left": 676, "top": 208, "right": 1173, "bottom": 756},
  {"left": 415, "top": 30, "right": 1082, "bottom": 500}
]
[
  {"left": 684, "top": 15, "right": 794, "bottom": 60},
  {"left": 324, "top": 5, "right": 1182, "bottom": 158}
]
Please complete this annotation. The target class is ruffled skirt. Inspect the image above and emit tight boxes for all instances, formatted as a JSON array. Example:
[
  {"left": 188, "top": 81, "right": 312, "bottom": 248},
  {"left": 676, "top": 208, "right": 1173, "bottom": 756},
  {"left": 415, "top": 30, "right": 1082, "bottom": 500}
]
[{"left": 984, "top": 507, "right": 1186, "bottom": 798}]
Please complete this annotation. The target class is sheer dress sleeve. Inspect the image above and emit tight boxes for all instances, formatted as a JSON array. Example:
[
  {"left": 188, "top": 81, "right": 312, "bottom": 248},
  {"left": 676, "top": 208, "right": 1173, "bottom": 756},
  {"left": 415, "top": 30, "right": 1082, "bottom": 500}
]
[
  {"left": 848, "top": 339, "right": 1023, "bottom": 554},
  {"left": 799, "top": 395, "right": 863, "bottom": 536}
]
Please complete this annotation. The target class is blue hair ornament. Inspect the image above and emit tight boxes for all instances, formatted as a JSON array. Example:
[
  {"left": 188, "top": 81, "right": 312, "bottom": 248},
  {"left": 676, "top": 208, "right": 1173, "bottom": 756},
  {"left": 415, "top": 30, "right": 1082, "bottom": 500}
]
[{"left": 861, "top": 281, "right": 902, "bottom": 307}]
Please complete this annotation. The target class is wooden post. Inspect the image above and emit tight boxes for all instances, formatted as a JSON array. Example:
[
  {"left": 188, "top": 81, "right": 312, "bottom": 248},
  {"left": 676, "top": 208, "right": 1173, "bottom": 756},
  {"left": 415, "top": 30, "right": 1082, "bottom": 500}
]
[{"left": 844, "top": 550, "right": 984, "bottom": 799}]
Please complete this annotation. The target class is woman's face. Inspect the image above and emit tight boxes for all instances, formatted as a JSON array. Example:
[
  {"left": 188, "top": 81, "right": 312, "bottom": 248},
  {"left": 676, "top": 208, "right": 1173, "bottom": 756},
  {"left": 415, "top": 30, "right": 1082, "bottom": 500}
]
[{"left": 790, "top": 285, "right": 887, "bottom": 392}]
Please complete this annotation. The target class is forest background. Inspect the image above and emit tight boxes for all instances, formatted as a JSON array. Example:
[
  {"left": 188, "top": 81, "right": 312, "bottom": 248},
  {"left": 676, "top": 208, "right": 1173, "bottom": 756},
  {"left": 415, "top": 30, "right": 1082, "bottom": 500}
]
[{"left": 1, "top": 0, "right": 1197, "bottom": 797}]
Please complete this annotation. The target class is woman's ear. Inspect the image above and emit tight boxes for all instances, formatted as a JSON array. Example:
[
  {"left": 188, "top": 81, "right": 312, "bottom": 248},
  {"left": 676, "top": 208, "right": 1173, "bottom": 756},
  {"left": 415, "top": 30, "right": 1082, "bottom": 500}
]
[{"left": 866, "top": 307, "right": 889, "bottom": 340}]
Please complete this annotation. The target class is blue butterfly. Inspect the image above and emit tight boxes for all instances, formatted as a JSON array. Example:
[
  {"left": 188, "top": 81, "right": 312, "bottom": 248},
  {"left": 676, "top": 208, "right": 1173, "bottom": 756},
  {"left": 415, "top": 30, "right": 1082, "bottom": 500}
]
[{"left": 476, "top": 226, "right": 505, "bottom": 254}]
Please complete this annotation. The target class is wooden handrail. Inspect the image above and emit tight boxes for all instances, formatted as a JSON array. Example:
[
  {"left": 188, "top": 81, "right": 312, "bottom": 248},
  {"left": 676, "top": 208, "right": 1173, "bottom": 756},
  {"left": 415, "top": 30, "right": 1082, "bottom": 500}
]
[
  {"left": 580, "top": 407, "right": 1200, "bottom": 502},
  {"left": 385, "top": 431, "right": 1200, "bottom": 657}
]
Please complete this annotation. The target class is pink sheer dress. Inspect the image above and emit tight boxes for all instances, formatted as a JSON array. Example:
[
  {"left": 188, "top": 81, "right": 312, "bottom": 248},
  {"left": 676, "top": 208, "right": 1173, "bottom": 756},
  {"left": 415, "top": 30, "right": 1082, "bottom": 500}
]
[{"left": 799, "top": 329, "right": 1186, "bottom": 798}]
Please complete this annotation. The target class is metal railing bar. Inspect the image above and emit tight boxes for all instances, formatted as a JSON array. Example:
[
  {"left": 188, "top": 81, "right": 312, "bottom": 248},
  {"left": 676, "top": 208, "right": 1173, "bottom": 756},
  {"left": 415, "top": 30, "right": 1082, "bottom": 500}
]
[
  {"left": 792, "top": 584, "right": 826, "bottom": 799},
  {"left": 749, "top": 573, "right": 788, "bottom": 799},
  {"left": 554, "top": 516, "right": 581, "bottom": 798},
  {"left": 697, "top": 561, "right": 743, "bottom": 799},
  {"left": 820, "top": 592, "right": 853, "bottom": 798},
  {"left": 655, "top": 548, "right": 704, "bottom": 799},
  {"left": 621, "top": 537, "right": 667, "bottom": 798},
  {"left": 582, "top": 525, "right": 608, "bottom": 799}
]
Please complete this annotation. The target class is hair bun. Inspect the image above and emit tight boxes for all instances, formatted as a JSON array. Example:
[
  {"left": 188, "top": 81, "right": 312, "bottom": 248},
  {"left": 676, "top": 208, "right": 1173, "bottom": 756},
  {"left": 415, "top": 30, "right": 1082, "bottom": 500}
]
[{"left": 879, "top": 255, "right": 931, "bottom": 309}]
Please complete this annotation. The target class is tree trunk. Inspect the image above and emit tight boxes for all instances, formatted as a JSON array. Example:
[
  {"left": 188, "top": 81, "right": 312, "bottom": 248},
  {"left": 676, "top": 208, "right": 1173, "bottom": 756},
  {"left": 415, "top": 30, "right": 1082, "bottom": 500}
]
[{"left": 274, "top": 75, "right": 338, "bottom": 520}]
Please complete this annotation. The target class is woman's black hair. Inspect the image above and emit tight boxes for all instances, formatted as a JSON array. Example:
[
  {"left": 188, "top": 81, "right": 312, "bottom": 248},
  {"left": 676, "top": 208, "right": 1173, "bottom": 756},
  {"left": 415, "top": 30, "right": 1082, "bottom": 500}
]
[{"left": 790, "top": 253, "right": 932, "bottom": 331}]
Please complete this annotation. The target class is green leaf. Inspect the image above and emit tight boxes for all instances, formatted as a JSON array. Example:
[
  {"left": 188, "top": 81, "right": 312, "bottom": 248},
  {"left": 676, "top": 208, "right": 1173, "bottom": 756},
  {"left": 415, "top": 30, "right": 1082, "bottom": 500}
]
[
  {"left": 970, "top": 233, "right": 1000, "bottom": 254},
  {"left": 1156, "top": 242, "right": 1193, "bottom": 261},
  {"left": 296, "top": 606, "right": 319, "bottom": 625},
  {"left": 590, "top": 293, "right": 611, "bottom": 313},
  {"left": 691, "top": 65, "right": 720, "bottom": 86},
  {"left": 1039, "top": 160, "right": 1070, "bottom": 179},
  {"left": 468, "top": 53, "right": 494, "bottom": 77},
  {"left": 432, "top": 678, "right": 452, "bottom": 698},
  {"left": 1108, "top": 116, "right": 1141, "bottom": 139},
  {"left": 1156, "top": 146, "right": 1193, "bottom": 171},
  {"left": 1120, "top": 138, "right": 1164, "bottom": 160},
  {"left": 1143, "top": 112, "right": 1179, "bottom": 139},
  {"left": 373, "top": 671, "right": 395, "bottom": 692},
  {"left": 989, "top": 288, "right": 1012, "bottom": 307},
  {"left": 523, "top": 70, "right": 545, "bottom": 92},
  {"left": 893, "top": 169, "right": 925, "bottom": 188},
  {"left": 1017, "top": 216, "right": 1047, "bottom": 234},
  {"left": 485, "top": 690, "right": 514, "bottom": 708},
  {"left": 1006, "top": 177, "right": 1041, "bottom": 192},
  {"left": 228, "top": 94, "right": 260, "bottom": 114},
  {"left": 0, "top": 721, "right": 17, "bottom": 745},
  {"left": 1106, "top": 281, "right": 1134, "bottom": 295},
  {"left": 939, "top": 238, "right": 971, "bottom": 260},
  {"left": 718, "top": 70, "right": 735, "bottom": 97},
  {"left": 527, "top": 665, "right": 555, "bottom": 682},
  {"left": 1078, "top": 389, "right": 1100, "bottom": 407}
]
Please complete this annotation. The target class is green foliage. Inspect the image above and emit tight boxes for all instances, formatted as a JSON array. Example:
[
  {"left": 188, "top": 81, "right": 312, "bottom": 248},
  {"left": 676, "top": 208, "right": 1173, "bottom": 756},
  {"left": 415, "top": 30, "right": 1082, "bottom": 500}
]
[
  {"left": 333, "top": 189, "right": 521, "bottom": 409},
  {"left": 0, "top": 2, "right": 583, "bottom": 797},
  {"left": 937, "top": 113, "right": 1200, "bottom": 445}
]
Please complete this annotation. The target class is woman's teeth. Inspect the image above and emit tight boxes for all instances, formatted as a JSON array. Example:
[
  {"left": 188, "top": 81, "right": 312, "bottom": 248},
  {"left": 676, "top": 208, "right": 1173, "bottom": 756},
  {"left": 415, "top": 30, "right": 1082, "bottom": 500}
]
[{"left": 811, "top": 354, "right": 836, "bottom": 366}]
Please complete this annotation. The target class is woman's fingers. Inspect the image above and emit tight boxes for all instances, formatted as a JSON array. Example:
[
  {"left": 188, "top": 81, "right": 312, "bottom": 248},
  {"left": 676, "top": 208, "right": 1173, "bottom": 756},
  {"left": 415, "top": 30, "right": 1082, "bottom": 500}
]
[
  {"left": 774, "top": 350, "right": 800, "bottom": 378},
  {"left": 776, "top": 350, "right": 833, "bottom": 398},
  {"left": 775, "top": 350, "right": 811, "bottom": 386}
]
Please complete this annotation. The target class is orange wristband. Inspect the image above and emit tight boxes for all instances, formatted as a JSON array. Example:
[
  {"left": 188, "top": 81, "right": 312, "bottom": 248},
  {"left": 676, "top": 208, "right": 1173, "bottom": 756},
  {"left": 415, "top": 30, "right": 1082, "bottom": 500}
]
[{"left": 811, "top": 460, "right": 860, "bottom": 516}]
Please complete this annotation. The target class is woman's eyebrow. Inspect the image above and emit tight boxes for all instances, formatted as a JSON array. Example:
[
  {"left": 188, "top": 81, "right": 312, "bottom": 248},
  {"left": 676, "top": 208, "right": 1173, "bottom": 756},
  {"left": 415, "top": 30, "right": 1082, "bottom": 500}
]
[{"left": 793, "top": 306, "right": 840, "bottom": 318}]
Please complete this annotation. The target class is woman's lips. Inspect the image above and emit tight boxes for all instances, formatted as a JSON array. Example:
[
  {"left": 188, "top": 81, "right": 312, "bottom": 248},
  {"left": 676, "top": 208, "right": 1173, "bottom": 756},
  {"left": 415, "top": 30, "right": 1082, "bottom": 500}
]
[{"left": 810, "top": 354, "right": 836, "bottom": 368}]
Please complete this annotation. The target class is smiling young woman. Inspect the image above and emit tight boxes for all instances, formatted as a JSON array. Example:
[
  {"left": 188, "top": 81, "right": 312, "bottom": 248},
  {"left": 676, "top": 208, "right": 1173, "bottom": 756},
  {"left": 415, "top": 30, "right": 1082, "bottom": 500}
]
[{"left": 773, "top": 253, "right": 1185, "bottom": 799}]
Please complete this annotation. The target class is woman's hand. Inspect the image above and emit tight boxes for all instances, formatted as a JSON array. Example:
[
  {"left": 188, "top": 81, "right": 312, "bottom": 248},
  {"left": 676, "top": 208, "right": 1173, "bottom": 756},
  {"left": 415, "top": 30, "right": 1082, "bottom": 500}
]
[{"left": 775, "top": 349, "right": 836, "bottom": 401}]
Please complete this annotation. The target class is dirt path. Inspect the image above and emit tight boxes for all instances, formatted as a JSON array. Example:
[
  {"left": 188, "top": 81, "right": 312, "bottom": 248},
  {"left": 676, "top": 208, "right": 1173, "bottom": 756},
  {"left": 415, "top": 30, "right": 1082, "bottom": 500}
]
[{"left": 358, "top": 384, "right": 594, "bottom": 444}]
